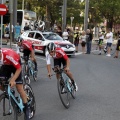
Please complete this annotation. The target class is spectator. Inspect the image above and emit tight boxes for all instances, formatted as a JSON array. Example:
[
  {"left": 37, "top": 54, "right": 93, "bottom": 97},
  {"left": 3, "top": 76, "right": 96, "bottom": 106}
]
[
  {"left": 56, "top": 26, "right": 62, "bottom": 37},
  {"left": 80, "top": 31, "right": 86, "bottom": 54},
  {"left": 62, "top": 28, "right": 69, "bottom": 40},
  {"left": 14, "top": 22, "right": 21, "bottom": 39},
  {"left": 98, "top": 31, "right": 104, "bottom": 55},
  {"left": 8, "top": 23, "right": 14, "bottom": 42},
  {"left": 74, "top": 32, "right": 80, "bottom": 52},
  {"left": 4, "top": 23, "right": 9, "bottom": 42},
  {"left": 105, "top": 28, "right": 113, "bottom": 57},
  {"left": 86, "top": 29, "right": 93, "bottom": 54},
  {"left": 24, "top": 23, "right": 30, "bottom": 31},
  {"left": 114, "top": 35, "right": 120, "bottom": 58}
]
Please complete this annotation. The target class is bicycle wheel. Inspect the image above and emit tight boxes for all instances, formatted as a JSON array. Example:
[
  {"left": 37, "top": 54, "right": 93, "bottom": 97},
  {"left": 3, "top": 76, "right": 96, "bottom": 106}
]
[
  {"left": 0, "top": 93, "right": 18, "bottom": 120},
  {"left": 33, "top": 71, "right": 37, "bottom": 82},
  {"left": 24, "top": 84, "right": 36, "bottom": 119},
  {"left": 24, "top": 75, "right": 31, "bottom": 84},
  {"left": 57, "top": 79, "right": 70, "bottom": 109},
  {"left": 70, "top": 82, "right": 76, "bottom": 99}
]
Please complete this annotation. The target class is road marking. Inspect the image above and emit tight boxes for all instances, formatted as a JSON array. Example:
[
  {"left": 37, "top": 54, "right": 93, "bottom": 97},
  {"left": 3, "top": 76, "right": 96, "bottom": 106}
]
[{"left": 36, "top": 56, "right": 46, "bottom": 61}]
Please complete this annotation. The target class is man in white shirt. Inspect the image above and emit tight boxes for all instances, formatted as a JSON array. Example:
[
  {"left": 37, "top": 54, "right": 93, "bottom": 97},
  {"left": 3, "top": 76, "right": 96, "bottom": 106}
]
[
  {"left": 62, "top": 29, "right": 69, "bottom": 40},
  {"left": 105, "top": 28, "right": 113, "bottom": 56}
]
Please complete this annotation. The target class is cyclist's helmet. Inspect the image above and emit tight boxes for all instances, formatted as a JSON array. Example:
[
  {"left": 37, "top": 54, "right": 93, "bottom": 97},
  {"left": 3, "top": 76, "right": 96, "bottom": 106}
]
[
  {"left": 47, "top": 42, "right": 56, "bottom": 52},
  {"left": 17, "top": 37, "right": 23, "bottom": 42}
]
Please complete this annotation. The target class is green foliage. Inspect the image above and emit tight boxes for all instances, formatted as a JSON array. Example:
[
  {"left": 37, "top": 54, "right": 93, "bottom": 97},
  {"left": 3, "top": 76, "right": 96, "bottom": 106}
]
[{"left": 17, "top": 0, "right": 120, "bottom": 28}]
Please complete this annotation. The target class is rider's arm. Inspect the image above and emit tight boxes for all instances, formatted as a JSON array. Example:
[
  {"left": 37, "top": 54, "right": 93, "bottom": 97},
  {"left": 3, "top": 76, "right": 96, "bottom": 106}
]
[
  {"left": 47, "top": 64, "right": 51, "bottom": 75},
  {"left": 66, "top": 58, "right": 70, "bottom": 70},
  {"left": 30, "top": 49, "right": 35, "bottom": 60},
  {"left": 46, "top": 51, "right": 51, "bottom": 75},
  {"left": 11, "top": 67, "right": 21, "bottom": 82}
]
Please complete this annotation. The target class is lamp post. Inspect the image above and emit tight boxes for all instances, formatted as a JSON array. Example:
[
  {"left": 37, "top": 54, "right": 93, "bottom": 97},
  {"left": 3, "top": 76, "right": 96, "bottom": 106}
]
[{"left": 70, "top": 17, "right": 74, "bottom": 30}]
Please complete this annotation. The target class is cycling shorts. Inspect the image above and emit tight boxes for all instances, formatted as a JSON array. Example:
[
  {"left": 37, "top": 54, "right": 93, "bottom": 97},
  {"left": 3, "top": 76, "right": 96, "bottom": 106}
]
[
  {"left": 23, "top": 45, "right": 34, "bottom": 57},
  {"left": 54, "top": 58, "right": 66, "bottom": 68},
  {"left": 98, "top": 39, "right": 103, "bottom": 45},
  {"left": 0, "top": 62, "right": 22, "bottom": 84}
]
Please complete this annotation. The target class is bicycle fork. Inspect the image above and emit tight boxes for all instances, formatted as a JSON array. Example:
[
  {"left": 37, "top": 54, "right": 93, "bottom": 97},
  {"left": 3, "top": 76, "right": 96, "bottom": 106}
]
[{"left": 3, "top": 93, "right": 12, "bottom": 116}]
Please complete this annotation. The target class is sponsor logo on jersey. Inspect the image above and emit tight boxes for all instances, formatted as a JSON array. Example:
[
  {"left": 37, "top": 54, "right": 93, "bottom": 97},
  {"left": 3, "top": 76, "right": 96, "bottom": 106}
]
[{"left": 6, "top": 55, "right": 18, "bottom": 65}]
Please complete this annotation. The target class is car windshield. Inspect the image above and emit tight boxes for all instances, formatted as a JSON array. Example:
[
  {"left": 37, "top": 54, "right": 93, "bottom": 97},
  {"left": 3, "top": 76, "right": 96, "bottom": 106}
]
[{"left": 42, "top": 33, "right": 63, "bottom": 41}]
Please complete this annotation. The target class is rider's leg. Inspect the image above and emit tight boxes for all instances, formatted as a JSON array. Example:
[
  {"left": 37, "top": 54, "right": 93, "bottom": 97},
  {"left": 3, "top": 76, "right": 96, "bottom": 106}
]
[{"left": 33, "top": 58, "right": 37, "bottom": 71}]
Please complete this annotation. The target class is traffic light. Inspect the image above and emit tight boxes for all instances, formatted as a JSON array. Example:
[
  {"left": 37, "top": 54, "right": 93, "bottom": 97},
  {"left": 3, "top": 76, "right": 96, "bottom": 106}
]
[{"left": 59, "top": 5, "right": 63, "bottom": 16}]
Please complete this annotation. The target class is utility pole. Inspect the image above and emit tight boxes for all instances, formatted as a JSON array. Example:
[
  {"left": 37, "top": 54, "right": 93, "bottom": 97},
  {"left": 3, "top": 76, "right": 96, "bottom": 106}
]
[
  {"left": 9, "top": 0, "right": 13, "bottom": 48},
  {"left": 62, "top": 0, "right": 67, "bottom": 32},
  {"left": 84, "top": 0, "right": 89, "bottom": 31},
  {"left": 13, "top": 0, "right": 17, "bottom": 26}
]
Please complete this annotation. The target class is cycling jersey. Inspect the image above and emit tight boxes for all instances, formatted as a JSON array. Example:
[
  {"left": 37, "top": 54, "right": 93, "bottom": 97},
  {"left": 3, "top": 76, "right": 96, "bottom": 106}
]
[
  {"left": 22, "top": 40, "right": 33, "bottom": 51},
  {"left": 0, "top": 48, "right": 21, "bottom": 69},
  {"left": 46, "top": 47, "right": 68, "bottom": 65}
]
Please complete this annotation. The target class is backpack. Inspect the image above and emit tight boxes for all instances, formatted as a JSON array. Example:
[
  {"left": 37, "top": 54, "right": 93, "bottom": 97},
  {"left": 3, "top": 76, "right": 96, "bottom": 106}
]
[{"left": 5, "top": 26, "right": 9, "bottom": 34}]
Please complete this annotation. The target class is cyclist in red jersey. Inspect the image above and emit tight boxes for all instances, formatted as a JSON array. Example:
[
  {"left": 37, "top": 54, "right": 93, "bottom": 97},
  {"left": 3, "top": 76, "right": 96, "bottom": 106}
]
[
  {"left": 17, "top": 37, "right": 38, "bottom": 71},
  {"left": 0, "top": 48, "right": 30, "bottom": 120},
  {"left": 46, "top": 42, "right": 78, "bottom": 91}
]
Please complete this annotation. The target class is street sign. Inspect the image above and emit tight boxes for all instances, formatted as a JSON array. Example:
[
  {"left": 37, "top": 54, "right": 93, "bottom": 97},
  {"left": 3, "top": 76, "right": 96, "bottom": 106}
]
[{"left": 0, "top": 4, "right": 7, "bottom": 15}]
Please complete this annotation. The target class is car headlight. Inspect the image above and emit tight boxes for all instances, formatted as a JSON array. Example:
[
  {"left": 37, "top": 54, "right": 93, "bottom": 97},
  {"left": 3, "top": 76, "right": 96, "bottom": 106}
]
[{"left": 72, "top": 44, "right": 75, "bottom": 48}]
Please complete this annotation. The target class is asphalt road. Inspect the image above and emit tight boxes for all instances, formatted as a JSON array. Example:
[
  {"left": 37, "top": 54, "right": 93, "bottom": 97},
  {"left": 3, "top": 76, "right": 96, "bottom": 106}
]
[{"left": 1, "top": 45, "right": 120, "bottom": 120}]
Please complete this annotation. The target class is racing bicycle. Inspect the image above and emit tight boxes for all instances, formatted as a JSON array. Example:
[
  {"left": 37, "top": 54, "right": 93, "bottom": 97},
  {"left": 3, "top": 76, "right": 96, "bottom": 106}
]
[
  {"left": 53, "top": 66, "right": 76, "bottom": 109},
  {"left": 0, "top": 77, "right": 36, "bottom": 120},
  {"left": 22, "top": 56, "right": 37, "bottom": 84}
]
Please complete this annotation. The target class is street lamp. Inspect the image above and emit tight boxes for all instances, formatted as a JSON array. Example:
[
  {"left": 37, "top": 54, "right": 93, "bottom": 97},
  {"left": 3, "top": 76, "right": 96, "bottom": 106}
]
[{"left": 70, "top": 17, "right": 74, "bottom": 30}]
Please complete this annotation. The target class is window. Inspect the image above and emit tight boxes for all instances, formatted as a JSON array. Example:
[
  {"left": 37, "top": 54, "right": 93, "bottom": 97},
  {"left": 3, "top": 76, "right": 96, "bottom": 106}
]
[
  {"left": 28, "top": 32, "right": 34, "bottom": 38},
  {"left": 35, "top": 33, "right": 42, "bottom": 40}
]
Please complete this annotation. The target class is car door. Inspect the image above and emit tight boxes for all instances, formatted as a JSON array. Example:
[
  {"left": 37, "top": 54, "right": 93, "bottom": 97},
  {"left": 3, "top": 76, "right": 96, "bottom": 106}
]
[{"left": 32, "top": 32, "right": 45, "bottom": 53}]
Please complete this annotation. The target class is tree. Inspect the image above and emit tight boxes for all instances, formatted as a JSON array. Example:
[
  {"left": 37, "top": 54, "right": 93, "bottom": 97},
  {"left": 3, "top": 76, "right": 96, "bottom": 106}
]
[{"left": 89, "top": 0, "right": 120, "bottom": 29}]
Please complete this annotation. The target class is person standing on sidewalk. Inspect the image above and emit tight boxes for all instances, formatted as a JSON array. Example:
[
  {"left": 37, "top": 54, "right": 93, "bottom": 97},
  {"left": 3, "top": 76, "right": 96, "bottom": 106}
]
[
  {"left": 74, "top": 32, "right": 80, "bottom": 53},
  {"left": 86, "top": 29, "right": 93, "bottom": 54},
  {"left": 80, "top": 30, "right": 86, "bottom": 54},
  {"left": 62, "top": 28, "right": 69, "bottom": 40},
  {"left": 114, "top": 35, "right": 120, "bottom": 58},
  {"left": 14, "top": 22, "right": 21, "bottom": 40},
  {"left": 98, "top": 31, "right": 104, "bottom": 55},
  {"left": 105, "top": 28, "right": 113, "bottom": 57}
]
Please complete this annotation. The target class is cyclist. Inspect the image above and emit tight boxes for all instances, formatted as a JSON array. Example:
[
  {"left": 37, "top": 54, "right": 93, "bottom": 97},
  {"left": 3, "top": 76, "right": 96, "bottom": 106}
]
[
  {"left": 0, "top": 48, "right": 30, "bottom": 120},
  {"left": 16, "top": 37, "right": 38, "bottom": 72},
  {"left": 46, "top": 42, "right": 78, "bottom": 91}
]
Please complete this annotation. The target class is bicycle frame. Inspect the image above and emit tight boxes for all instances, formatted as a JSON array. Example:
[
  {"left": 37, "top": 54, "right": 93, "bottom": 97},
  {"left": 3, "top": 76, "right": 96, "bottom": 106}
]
[
  {"left": 61, "top": 72, "right": 72, "bottom": 93},
  {"left": 7, "top": 85, "right": 24, "bottom": 112},
  {"left": 28, "top": 60, "right": 35, "bottom": 76},
  {"left": 4, "top": 84, "right": 24, "bottom": 114},
  {"left": 53, "top": 66, "right": 73, "bottom": 93}
]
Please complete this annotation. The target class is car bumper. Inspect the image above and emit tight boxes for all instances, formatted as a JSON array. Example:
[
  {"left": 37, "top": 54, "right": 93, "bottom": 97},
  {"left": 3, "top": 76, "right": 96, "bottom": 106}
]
[{"left": 61, "top": 47, "right": 76, "bottom": 55}]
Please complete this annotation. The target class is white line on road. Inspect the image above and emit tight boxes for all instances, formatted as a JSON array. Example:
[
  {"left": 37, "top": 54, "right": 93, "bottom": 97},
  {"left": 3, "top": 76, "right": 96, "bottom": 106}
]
[{"left": 36, "top": 56, "right": 46, "bottom": 61}]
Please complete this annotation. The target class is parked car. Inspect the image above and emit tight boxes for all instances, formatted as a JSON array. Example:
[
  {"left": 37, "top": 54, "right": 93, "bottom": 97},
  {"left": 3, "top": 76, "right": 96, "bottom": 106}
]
[{"left": 20, "top": 31, "right": 76, "bottom": 55}]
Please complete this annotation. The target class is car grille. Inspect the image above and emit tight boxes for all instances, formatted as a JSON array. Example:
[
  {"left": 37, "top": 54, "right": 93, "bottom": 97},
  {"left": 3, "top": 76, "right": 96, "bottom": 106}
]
[
  {"left": 65, "top": 51, "right": 75, "bottom": 54},
  {"left": 60, "top": 44, "right": 73, "bottom": 48}
]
